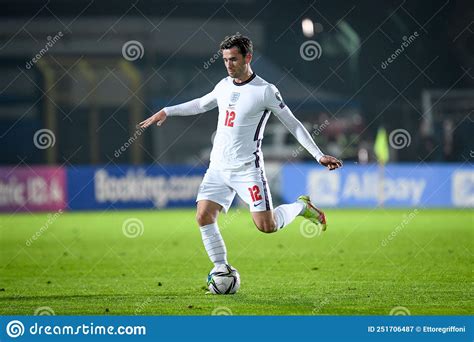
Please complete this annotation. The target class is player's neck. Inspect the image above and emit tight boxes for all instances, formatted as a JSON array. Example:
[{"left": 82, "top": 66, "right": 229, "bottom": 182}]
[{"left": 233, "top": 68, "right": 254, "bottom": 84}]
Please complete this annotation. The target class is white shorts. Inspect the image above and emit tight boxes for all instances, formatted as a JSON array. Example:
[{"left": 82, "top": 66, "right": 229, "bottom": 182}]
[{"left": 196, "top": 165, "right": 273, "bottom": 213}]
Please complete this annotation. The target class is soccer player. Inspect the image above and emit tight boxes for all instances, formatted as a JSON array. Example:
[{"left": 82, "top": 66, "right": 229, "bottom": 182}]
[{"left": 139, "top": 34, "right": 342, "bottom": 269}]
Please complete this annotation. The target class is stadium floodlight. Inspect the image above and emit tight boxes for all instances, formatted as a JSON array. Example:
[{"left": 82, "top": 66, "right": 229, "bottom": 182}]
[{"left": 302, "top": 18, "right": 314, "bottom": 38}]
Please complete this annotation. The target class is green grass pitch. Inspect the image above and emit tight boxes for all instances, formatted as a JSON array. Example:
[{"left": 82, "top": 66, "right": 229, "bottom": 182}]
[{"left": 0, "top": 208, "right": 472, "bottom": 315}]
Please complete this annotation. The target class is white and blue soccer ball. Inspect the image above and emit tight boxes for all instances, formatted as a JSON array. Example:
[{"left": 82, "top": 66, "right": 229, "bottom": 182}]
[{"left": 207, "top": 264, "right": 240, "bottom": 295}]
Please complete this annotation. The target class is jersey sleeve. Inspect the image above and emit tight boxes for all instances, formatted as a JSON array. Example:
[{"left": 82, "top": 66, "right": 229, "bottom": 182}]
[
  {"left": 163, "top": 84, "right": 219, "bottom": 117},
  {"left": 264, "top": 84, "right": 324, "bottom": 162}
]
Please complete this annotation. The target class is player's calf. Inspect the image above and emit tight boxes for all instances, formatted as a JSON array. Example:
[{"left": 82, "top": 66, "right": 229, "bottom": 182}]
[
  {"left": 252, "top": 214, "right": 277, "bottom": 233},
  {"left": 196, "top": 200, "right": 228, "bottom": 267},
  {"left": 255, "top": 221, "right": 277, "bottom": 233}
]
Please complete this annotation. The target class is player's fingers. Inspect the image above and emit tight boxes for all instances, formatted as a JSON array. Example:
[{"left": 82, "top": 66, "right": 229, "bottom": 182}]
[{"left": 330, "top": 159, "right": 342, "bottom": 168}]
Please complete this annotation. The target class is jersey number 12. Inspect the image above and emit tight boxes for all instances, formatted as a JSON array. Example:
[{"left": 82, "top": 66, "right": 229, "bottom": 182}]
[{"left": 224, "top": 110, "right": 235, "bottom": 127}]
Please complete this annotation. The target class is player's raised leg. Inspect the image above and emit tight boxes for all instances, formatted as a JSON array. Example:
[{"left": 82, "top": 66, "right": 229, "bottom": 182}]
[
  {"left": 196, "top": 200, "right": 228, "bottom": 267},
  {"left": 273, "top": 201, "right": 305, "bottom": 230},
  {"left": 232, "top": 167, "right": 308, "bottom": 233},
  {"left": 250, "top": 200, "right": 305, "bottom": 233},
  {"left": 251, "top": 197, "right": 327, "bottom": 233}
]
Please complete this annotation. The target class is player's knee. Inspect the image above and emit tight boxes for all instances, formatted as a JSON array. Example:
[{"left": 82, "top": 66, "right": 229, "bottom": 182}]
[
  {"left": 256, "top": 220, "right": 277, "bottom": 234},
  {"left": 196, "top": 211, "right": 217, "bottom": 226}
]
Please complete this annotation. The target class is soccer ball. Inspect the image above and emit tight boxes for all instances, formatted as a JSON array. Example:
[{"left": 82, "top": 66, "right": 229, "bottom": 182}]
[{"left": 207, "top": 264, "right": 240, "bottom": 295}]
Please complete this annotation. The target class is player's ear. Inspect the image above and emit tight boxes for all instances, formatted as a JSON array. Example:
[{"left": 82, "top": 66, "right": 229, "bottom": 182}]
[{"left": 245, "top": 53, "right": 252, "bottom": 64}]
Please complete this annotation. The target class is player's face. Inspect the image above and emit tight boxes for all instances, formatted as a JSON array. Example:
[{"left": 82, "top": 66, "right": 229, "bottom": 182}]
[{"left": 222, "top": 47, "right": 251, "bottom": 79}]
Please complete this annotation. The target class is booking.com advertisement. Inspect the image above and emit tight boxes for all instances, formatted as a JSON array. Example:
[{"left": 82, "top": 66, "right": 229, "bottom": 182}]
[
  {"left": 67, "top": 165, "right": 206, "bottom": 210},
  {"left": 282, "top": 163, "right": 474, "bottom": 208}
]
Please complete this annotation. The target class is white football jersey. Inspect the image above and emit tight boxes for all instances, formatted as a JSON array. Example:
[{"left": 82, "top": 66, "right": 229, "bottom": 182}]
[{"left": 164, "top": 73, "right": 323, "bottom": 170}]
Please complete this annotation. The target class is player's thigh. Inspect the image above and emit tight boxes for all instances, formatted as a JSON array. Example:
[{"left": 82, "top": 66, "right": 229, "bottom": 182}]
[
  {"left": 232, "top": 167, "right": 274, "bottom": 213},
  {"left": 196, "top": 168, "right": 235, "bottom": 218}
]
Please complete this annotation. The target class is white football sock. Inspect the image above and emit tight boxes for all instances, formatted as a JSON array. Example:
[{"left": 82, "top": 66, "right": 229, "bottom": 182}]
[
  {"left": 274, "top": 201, "right": 305, "bottom": 230},
  {"left": 200, "top": 222, "right": 227, "bottom": 266}
]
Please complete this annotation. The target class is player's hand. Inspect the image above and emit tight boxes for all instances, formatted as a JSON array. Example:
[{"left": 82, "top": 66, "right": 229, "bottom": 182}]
[
  {"left": 319, "top": 155, "right": 343, "bottom": 171},
  {"left": 139, "top": 109, "right": 167, "bottom": 128}
]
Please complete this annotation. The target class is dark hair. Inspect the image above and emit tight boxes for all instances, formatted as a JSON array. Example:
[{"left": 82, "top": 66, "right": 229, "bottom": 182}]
[{"left": 219, "top": 33, "right": 253, "bottom": 57}]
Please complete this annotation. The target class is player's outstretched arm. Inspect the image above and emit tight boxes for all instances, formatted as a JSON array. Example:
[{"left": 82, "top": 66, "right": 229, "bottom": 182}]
[
  {"left": 276, "top": 107, "right": 343, "bottom": 171},
  {"left": 140, "top": 86, "right": 219, "bottom": 129},
  {"left": 139, "top": 109, "right": 167, "bottom": 128},
  {"left": 139, "top": 88, "right": 217, "bottom": 129},
  {"left": 264, "top": 84, "right": 342, "bottom": 171}
]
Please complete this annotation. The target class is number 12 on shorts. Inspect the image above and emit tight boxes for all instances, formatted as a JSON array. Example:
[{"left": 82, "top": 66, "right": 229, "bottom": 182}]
[{"left": 248, "top": 185, "right": 262, "bottom": 202}]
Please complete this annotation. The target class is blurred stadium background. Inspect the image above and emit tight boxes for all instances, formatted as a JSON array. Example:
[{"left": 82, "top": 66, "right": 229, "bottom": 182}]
[
  {"left": 0, "top": 0, "right": 472, "bottom": 210},
  {"left": 0, "top": 0, "right": 472, "bottom": 315}
]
